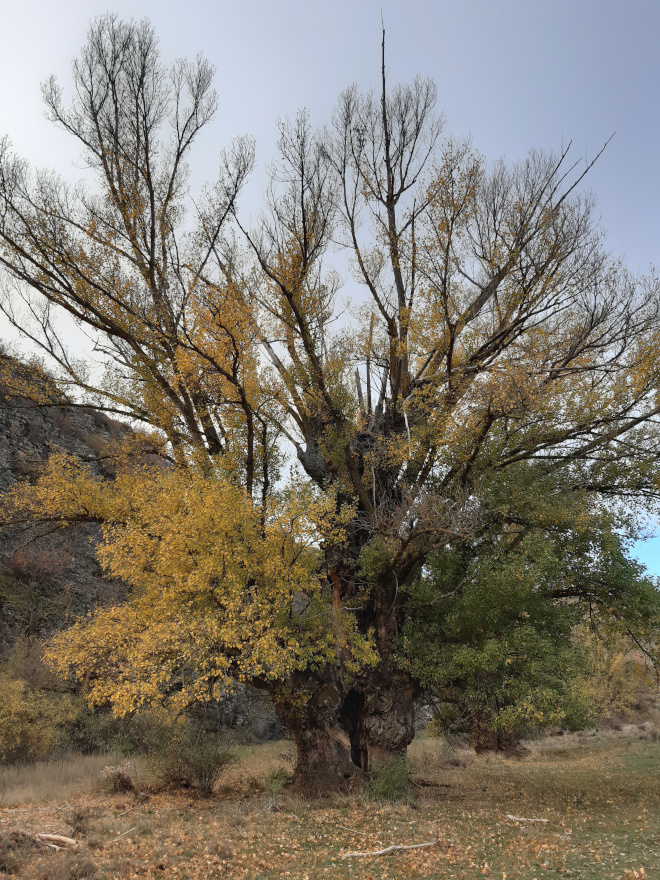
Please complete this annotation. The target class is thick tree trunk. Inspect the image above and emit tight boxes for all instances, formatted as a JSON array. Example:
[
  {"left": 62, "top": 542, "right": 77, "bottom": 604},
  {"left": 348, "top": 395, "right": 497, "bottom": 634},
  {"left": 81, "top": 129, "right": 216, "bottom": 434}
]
[
  {"left": 470, "top": 706, "right": 520, "bottom": 755},
  {"left": 286, "top": 665, "right": 416, "bottom": 794},
  {"left": 354, "top": 668, "right": 416, "bottom": 770},
  {"left": 293, "top": 716, "right": 361, "bottom": 794},
  {"left": 280, "top": 535, "right": 417, "bottom": 793}
]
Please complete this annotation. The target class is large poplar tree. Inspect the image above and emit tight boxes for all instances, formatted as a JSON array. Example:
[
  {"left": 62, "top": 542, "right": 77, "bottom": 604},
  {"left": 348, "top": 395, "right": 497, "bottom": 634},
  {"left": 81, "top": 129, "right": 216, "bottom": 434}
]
[{"left": 1, "top": 16, "right": 659, "bottom": 790}]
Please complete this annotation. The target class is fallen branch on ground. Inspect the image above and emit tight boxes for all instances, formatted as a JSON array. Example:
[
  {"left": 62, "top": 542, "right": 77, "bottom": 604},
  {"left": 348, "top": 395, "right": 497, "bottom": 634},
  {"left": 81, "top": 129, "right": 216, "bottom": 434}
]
[
  {"left": 36, "top": 833, "right": 79, "bottom": 847},
  {"left": 505, "top": 814, "right": 549, "bottom": 823},
  {"left": 341, "top": 841, "right": 437, "bottom": 858}
]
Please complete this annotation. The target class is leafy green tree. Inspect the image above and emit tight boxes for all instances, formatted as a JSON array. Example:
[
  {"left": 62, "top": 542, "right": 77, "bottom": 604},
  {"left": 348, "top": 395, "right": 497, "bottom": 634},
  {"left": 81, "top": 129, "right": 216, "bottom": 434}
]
[{"left": 402, "top": 467, "right": 660, "bottom": 749}]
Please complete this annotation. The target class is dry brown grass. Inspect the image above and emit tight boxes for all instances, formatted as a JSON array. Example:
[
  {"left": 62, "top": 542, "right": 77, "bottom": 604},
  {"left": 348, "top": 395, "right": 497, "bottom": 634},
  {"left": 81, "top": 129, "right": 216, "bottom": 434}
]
[
  {"left": 0, "top": 754, "right": 127, "bottom": 808},
  {"left": 0, "top": 729, "right": 658, "bottom": 878},
  {"left": 216, "top": 740, "right": 295, "bottom": 797}
]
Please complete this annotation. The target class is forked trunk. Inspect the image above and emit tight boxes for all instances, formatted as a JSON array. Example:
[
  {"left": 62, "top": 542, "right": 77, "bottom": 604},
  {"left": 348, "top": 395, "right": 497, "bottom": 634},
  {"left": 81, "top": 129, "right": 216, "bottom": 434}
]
[
  {"left": 470, "top": 704, "right": 520, "bottom": 754},
  {"left": 288, "top": 665, "right": 415, "bottom": 794}
]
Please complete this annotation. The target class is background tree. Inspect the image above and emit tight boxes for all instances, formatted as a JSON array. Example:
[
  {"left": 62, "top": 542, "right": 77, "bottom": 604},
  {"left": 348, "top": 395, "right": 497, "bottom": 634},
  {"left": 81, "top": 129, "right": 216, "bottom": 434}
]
[
  {"left": 401, "top": 466, "right": 660, "bottom": 751},
  {"left": 1, "top": 17, "right": 660, "bottom": 790}
]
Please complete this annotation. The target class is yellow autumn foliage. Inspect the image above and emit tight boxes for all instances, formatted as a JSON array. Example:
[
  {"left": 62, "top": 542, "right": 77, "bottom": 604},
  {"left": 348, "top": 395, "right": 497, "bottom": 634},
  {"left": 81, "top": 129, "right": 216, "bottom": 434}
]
[
  {"left": 573, "top": 624, "right": 658, "bottom": 720},
  {"left": 17, "top": 456, "right": 378, "bottom": 715},
  {"left": 0, "top": 673, "right": 78, "bottom": 763}
]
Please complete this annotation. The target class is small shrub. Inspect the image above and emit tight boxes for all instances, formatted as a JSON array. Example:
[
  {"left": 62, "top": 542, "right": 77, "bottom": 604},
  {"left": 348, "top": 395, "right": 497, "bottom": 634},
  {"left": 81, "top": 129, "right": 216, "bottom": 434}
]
[
  {"left": 148, "top": 722, "right": 234, "bottom": 796},
  {"left": 1, "top": 649, "right": 169, "bottom": 764},
  {"left": 64, "top": 705, "right": 168, "bottom": 757},
  {"left": 265, "top": 767, "right": 293, "bottom": 796},
  {"left": 9, "top": 543, "right": 72, "bottom": 580},
  {"left": 54, "top": 852, "right": 99, "bottom": 880},
  {"left": 100, "top": 763, "right": 135, "bottom": 793},
  {"left": 12, "top": 452, "right": 45, "bottom": 483},
  {"left": 366, "top": 755, "right": 413, "bottom": 804},
  {"left": 68, "top": 806, "right": 93, "bottom": 837},
  {"left": 2, "top": 636, "right": 60, "bottom": 690},
  {"left": 576, "top": 626, "right": 658, "bottom": 722}
]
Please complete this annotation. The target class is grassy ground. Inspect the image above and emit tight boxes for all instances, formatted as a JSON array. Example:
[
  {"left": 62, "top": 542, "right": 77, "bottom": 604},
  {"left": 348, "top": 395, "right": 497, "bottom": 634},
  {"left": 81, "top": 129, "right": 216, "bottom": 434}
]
[
  {"left": 0, "top": 729, "right": 658, "bottom": 879},
  {"left": 0, "top": 754, "right": 117, "bottom": 808}
]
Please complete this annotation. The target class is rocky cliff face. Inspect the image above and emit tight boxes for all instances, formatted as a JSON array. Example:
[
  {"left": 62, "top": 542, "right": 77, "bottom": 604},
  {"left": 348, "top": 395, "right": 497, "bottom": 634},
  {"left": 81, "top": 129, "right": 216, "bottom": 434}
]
[
  {"left": 0, "top": 352, "right": 129, "bottom": 652},
  {"left": 0, "top": 352, "right": 283, "bottom": 739}
]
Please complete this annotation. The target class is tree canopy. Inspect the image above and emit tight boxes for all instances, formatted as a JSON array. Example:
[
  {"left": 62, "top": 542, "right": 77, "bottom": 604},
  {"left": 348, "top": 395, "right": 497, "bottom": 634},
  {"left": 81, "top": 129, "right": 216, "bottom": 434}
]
[{"left": 1, "top": 16, "right": 659, "bottom": 789}]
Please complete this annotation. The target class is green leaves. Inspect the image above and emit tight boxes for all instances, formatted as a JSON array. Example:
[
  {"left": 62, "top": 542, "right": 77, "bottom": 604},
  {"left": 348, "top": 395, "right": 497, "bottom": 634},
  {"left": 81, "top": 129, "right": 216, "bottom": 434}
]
[{"left": 400, "top": 469, "right": 660, "bottom": 740}]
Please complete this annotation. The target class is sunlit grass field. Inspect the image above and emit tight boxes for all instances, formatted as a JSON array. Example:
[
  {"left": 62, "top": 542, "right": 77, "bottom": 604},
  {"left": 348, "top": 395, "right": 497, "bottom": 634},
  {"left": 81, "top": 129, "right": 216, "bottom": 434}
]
[{"left": 1, "top": 730, "right": 658, "bottom": 878}]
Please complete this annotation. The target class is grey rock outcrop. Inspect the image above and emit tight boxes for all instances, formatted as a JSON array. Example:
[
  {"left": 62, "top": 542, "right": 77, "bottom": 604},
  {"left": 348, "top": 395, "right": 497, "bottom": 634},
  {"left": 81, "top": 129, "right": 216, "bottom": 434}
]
[{"left": 0, "top": 352, "right": 130, "bottom": 651}]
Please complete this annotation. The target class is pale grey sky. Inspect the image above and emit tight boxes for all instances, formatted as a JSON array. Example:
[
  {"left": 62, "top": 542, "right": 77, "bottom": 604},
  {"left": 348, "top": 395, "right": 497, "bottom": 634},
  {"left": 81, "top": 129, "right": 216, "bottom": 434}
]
[
  {"left": 2, "top": 0, "right": 658, "bottom": 266},
  {"left": 1, "top": 0, "right": 659, "bottom": 569}
]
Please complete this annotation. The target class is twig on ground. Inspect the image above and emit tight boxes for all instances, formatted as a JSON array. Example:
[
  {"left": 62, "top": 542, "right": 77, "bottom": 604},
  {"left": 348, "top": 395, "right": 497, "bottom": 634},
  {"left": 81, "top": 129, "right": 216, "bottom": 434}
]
[
  {"left": 117, "top": 804, "right": 140, "bottom": 818},
  {"left": 106, "top": 827, "right": 136, "bottom": 845},
  {"left": 334, "top": 822, "right": 378, "bottom": 837},
  {"left": 254, "top": 798, "right": 277, "bottom": 819},
  {"left": 410, "top": 777, "right": 450, "bottom": 789},
  {"left": 505, "top": 814, "right": 549, "bottom": 823},
  {"left": 342, "top": 841, "right": 437, "bottom": 858}
]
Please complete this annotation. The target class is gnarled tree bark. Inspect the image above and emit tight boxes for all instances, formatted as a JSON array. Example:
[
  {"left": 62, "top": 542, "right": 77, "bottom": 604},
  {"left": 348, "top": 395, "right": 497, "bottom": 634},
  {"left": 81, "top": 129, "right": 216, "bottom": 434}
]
[{"left": 285, "top": 664, "right": 415, "bottom": 794}]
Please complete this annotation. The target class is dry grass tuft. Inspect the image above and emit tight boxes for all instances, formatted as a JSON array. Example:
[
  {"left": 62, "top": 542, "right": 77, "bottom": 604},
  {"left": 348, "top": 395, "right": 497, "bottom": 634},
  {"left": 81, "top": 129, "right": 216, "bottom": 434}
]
[
  {"left": 52, "top": 851, "right": 100, "bottom": 879},
  {"left": 0, "top": 830, "right": 44, "bottom": 874}
]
